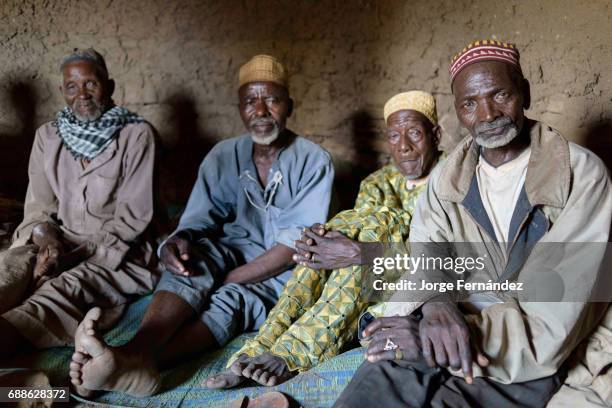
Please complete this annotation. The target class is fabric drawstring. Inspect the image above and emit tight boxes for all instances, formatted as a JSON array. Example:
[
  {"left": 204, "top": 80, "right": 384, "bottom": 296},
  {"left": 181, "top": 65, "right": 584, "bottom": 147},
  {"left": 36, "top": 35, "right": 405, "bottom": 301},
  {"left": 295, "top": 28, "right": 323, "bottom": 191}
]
[{"left": 243, "top": 170, "right": 283, "bottom": 211}]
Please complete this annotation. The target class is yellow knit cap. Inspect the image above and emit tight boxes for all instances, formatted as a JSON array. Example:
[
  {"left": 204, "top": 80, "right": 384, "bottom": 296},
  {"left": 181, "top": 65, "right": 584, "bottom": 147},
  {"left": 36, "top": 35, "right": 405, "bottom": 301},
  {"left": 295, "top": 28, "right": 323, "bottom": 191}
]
[
  {"left": 238, "top": 54, "right": 288, "bottom": 88},
  {"left": 383, "top": 91, "right": 437, "bottom": 126}
]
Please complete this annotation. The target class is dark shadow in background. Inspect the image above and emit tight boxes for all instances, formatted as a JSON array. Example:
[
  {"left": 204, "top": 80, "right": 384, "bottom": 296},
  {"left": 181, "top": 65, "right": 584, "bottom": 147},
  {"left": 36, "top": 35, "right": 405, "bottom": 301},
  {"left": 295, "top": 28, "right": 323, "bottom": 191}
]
[
  {"left": 0, "top": 80, "right": 38, "bottom": 201},
  {"left": 157, "top": 93, "right": 216, "bottom": 230},
  {"left": 583, "top": 119, "right": 612, "bottom": 173},
  {"left": 333, "top": 110, "right": 384, "bottom": 212},
  {"left": 583, "top": 117, "right": 612, "bottom": 241}
]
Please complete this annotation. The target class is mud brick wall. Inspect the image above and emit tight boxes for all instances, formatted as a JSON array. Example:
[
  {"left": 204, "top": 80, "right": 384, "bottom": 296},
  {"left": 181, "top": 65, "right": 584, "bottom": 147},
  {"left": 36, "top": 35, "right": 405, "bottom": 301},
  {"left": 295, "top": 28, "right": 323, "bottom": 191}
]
[{"left": 1, "top": 0, "right": 610, "bottom": 210}]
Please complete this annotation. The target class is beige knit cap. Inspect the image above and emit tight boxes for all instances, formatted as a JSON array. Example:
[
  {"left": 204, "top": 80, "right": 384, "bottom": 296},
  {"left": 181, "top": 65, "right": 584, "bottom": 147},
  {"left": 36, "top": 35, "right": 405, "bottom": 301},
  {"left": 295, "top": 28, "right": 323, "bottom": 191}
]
[
  {"left": 238, "top": 54, "right": 288, "bottom": 88},
  {"left": 383, "top": 91, "right": 437, "bottom": 126}
]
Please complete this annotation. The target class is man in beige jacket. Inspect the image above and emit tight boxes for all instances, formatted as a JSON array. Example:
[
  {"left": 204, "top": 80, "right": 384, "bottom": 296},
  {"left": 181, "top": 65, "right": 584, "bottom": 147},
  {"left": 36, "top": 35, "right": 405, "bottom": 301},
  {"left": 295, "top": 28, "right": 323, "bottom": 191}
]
[
  {"left": 335, "top": 40, "right": 611, "bottom": 408},
  {"left": 0, "top": 48, "right": 158, "bottom": 356}
]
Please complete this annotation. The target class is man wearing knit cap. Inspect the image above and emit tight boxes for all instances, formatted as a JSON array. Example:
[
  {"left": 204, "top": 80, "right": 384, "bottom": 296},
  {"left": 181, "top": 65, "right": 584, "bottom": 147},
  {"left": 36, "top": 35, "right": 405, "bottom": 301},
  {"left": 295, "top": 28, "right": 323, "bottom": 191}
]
[
  {"left": 335, "top": 40, "right": 611, "bottom": 408},
  {"left": 68, "top": 54, "right": 335, "bottom": 397},
  {"left": 204, "top": 90, "right": 443, "bottom": 390},
  {"left": 0, "top": 48, "right": 158, "bottom": 357}
]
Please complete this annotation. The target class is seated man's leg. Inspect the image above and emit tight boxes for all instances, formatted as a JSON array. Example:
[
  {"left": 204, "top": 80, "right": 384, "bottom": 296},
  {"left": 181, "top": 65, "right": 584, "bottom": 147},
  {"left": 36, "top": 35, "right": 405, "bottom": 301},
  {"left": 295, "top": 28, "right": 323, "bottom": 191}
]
[
  {"left": 221, "top": 217, "right": 403, "bottom": 387},
  {"left": 430, "top": 369, "right": 565, "bottom": 408},
  {"left": 69, "top": 238, "right": 242, "bottom": 396},
  {"left": 334, "top": 359, "right": 448, "bottom": 408},
  {"left": 0, "top": 245, "right": 38, "bottom": 358},
  {"left": 2, "top": 259, "right": 156, "bottom": 356}
]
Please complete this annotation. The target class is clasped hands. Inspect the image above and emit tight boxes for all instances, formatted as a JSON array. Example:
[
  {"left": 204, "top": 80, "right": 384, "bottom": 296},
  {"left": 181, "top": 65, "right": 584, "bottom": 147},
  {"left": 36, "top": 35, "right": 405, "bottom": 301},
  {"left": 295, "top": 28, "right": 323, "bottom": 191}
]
[
  {"left": 292, "top": 223, "right": 362, "bottom": 270},
  {"left": 362, "top": 302, "right": 489, "bottom": 384}
]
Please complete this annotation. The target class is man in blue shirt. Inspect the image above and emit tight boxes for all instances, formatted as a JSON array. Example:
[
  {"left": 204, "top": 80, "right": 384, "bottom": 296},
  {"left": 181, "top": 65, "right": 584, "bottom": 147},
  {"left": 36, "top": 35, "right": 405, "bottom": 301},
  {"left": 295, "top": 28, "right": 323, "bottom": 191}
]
[{"left": 68, "top": 55, "right": 335, "bottom": 397}]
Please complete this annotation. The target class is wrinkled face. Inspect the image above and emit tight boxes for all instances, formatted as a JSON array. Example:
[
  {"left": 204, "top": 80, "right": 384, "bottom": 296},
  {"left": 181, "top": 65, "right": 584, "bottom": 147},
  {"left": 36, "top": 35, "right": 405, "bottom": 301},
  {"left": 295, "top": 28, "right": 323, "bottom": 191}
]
[
  {"left": 386, "top": 109, "right": 439, "bottom": 179},
  {"left": 452, "top": 61, "right": 527, "bottom": 148},
  {"left": 238, "top": 81, "right": 292, "bottom": 145},
  {"left": 61, "top": 60, "right": 112, "bottom": 121}
]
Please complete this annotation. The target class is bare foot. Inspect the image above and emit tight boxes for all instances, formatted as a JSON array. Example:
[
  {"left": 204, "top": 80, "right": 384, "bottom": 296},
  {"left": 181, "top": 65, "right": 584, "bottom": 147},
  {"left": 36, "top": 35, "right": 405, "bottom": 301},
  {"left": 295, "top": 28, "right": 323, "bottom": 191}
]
[
  {"left": 204, "top": 354, "right": 251, "bottom": 389},
  {"left": 241, "top": 352, "right": 295, "bottom": 386},
  {"left": 70, "top": 307, "right": 161, "bottom": 397}
]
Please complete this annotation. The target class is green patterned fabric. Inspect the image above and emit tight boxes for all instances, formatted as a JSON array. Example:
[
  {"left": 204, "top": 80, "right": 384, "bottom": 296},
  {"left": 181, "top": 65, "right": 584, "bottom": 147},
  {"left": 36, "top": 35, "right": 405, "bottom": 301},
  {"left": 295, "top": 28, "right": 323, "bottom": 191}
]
[{"left": 230, "top": 164, "right": 426, "bottom": 371}]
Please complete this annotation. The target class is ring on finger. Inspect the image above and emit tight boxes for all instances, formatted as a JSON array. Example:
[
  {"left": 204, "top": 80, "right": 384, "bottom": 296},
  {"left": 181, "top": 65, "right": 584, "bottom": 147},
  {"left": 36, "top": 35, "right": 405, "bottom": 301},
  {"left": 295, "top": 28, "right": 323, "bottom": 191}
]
[{"left": 384, "top": 338, "right": 398, "bottom": 351}]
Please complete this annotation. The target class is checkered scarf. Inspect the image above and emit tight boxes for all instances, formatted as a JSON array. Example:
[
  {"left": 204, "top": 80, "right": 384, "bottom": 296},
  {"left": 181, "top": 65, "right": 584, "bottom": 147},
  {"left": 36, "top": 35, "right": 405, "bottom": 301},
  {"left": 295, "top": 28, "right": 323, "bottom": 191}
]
[{"left": 56, "top": 106, "right": 144, "bottom": 160}]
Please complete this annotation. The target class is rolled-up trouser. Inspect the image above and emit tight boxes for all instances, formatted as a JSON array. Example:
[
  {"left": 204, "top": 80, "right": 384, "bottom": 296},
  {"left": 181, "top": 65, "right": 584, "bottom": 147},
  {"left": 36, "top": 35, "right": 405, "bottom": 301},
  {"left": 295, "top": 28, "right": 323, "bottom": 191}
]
[
  {"left": 2, "top": 253, "right": 159, "bottom": 348},
  {"left": 334, "top": 359, "right": 566, "bottom": 408},
  {"left": 154, "top": 236, "right": 291, "bottom": 347}
]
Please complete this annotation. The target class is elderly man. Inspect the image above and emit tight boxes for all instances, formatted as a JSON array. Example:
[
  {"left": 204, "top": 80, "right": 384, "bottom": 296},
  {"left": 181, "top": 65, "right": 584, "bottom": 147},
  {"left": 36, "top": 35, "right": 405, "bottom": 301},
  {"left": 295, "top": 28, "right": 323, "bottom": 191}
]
[
  {"left": 68, "top": 54, "right": 335, "bottom": 397},
  {"left": 0, "top": 49, "right": 157, "bottom": 356},
  {"left": 203, "top": 91, "right": 443, "bottom": 389},
  {"left": 334, "top": 40, "right": 611, "bottom": 408}
]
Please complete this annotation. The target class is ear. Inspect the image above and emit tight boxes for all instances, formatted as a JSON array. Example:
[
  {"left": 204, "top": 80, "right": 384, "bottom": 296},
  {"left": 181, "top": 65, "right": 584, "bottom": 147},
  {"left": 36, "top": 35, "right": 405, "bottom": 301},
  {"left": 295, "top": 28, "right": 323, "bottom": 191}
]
[
  {"left": 432, "top": 125, "right": 442, "bottom": 148},
  {"left": 107, "top": 79, "right": 116, "bottom": 99},
  {"left": 521, "top": 78, "right": 531, "bottom": 110},
  {"left": 286, "top": 97, "right": 294, "bottom": 118}
]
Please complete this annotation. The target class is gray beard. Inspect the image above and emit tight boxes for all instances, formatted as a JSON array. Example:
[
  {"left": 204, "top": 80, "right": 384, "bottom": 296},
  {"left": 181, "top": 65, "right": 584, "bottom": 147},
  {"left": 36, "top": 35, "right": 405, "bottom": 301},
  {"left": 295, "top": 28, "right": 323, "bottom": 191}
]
[
  {"left": 474, "top": 124, "right": 519, "bottom": 148},
  {"left": 251, "top": 126, "right": 280, "bottom": 145},
  {"left": 72, "top": 103, "right": 105, "bottom": 122}
]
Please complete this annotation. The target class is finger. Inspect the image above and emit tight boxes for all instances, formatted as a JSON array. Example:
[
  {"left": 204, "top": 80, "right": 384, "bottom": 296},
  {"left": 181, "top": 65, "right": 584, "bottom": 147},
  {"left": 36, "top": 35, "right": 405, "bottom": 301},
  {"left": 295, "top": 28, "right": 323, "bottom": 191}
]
[
  {"left": 292, "top": 253, "right": 311, "bottom": 264},
  {"left": 444, "top": 335, "right": 462, "bottom": 370},
  {"left": 458, "top": 336, "right": 473, "bottom": 384},
  {"left": 363, "top": 317, "right": 404, "bottom": 337},
  {"left": 295, "top": 240, "right": 317, "bottom": 255},
  {"left": 420, "top": 332, "right": 436, "bottom": 368},
  {"left": 312, "top": 223, "right": 326, "bottom": 236},
  {"left": 431, "top": 334, "right": 448, "bottom": 367},
  {"left": 304, "top": 230, "right": 326, "bottom": 243},
  {"left": 162, "top": 246, "right": 187, "bottom": 273},
  {"left": 175, "top": 240, "right": 190, "bottom": 260},
  {"left": 476, "top": 351, "right": 490, "bottom": 367},
  {"left": 366, "top": 350, "right": 397, "bottom": 363}
]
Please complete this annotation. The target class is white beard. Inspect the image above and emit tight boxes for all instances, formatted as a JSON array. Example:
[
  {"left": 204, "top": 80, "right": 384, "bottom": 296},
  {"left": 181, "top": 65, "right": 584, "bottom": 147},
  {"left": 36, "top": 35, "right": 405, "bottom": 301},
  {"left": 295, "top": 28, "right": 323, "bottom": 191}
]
[
  {"left": 250, "top": 126, "right": 280, "bottom": 145},
  {"left": 475, "top": 125, "right": 519, "bottom": 148}
]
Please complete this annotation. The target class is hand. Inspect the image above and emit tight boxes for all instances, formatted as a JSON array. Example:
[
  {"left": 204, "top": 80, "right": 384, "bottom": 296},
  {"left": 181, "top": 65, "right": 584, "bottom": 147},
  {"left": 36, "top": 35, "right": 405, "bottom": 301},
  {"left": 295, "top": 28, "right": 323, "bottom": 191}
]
[
  {"left": 160, "top": 235, "right": 195, "bottom": 276},
  {"left": 31, "top": 223, "right": 65, "bottom": 286},
  {"left": 32, "top": 243, "right": 63, "bottom": 288},
  {"left": 293, "top": 228, "right": 361, "bottom": 270},
  {"left": 419, "top": 301, "right": 489, "bottom": 383},
  {"left": 363, "top": 316, "right": 422, "bottom": 363},
  {"left": 292, "top": 223, "right": 325, "bottom": 260}
]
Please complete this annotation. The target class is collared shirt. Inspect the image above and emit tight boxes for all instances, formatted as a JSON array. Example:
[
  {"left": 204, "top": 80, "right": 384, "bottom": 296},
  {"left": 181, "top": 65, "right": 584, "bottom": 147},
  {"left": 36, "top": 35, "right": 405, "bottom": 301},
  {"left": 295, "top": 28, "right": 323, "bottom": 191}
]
[
  {"left": 476, "top": 147, "right": 531, "bottom": 244},
  {"left": 12, "top": 120, "right": 156, "bottom": 270},
  {"left": 166, "top": 131, "right": 334, "bottom": 269}
]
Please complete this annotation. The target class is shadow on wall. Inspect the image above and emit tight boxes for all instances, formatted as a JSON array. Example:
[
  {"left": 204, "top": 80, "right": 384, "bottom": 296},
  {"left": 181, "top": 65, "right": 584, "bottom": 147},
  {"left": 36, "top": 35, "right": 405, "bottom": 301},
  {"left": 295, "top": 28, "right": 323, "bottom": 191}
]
[
  {"left": 333, "top": 110, "right": 384, "bottom": 212},
  {"left": 157, "top": 93, "right": 216, "bottom": 227},
  {"left": 0, "top": 80, "right": 38, "bottom": 201},
  {"left": 583, "top": 118, "right": 612, "bottom": 173}
]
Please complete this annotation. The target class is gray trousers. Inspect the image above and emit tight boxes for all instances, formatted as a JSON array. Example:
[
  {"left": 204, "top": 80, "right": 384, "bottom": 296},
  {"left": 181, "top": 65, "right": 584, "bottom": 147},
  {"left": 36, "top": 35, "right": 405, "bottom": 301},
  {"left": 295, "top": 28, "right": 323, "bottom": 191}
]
[
  {"left": 334, "top": 359, "right": 565, "bottom": 408},
  {"left": 155, "top": 235, "right": 291, "bottom": 346}
]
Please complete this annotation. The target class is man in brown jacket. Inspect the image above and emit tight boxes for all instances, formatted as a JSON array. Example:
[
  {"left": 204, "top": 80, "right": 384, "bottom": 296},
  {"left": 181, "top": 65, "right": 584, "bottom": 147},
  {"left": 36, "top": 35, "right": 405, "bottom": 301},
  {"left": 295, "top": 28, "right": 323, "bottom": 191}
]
[{"left": 0, "top": 48, "right": 158, "bottom": 357}]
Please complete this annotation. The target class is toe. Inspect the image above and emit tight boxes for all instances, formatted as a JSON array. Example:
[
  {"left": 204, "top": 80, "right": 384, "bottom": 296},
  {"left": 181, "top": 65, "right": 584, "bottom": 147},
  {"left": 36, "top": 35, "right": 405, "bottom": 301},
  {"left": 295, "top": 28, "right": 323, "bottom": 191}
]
[
  {"left": 259, "top": 371, "right": 270, "bottom": 385},
  {"left": 251, "top": 368, "right": 263, "bottom": 381},
  {"left": 242, "top": 362, "right": 256, "bottom": 378}
]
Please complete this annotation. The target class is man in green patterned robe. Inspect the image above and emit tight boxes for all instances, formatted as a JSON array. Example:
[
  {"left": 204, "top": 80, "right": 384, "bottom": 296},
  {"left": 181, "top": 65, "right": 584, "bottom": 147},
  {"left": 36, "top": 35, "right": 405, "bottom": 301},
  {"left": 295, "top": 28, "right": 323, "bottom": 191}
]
[{"left": 205, "top": 90, "right": 443, "bottom": 388}]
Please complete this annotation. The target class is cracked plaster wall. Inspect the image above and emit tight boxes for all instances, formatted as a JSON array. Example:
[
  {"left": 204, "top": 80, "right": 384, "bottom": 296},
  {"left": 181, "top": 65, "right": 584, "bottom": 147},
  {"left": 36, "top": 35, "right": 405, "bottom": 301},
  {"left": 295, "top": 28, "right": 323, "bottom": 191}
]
[{"left": 1, "top": 0, "right": 610, "bottom": 207}]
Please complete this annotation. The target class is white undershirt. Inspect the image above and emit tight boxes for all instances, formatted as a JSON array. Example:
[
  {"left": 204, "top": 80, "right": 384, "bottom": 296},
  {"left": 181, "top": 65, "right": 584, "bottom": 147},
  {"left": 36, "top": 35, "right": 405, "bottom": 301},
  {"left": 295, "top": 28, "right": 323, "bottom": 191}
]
[{"left": 476, "top": 147, "right": 531, "bottom": 244}]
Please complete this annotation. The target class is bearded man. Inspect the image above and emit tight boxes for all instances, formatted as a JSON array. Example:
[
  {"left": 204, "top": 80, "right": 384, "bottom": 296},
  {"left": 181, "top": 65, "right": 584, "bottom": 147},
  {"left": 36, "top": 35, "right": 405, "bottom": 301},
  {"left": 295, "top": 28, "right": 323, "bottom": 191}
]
[
  {"left": 203, "top": 90, "right": 442, "bottom": 390},
  {"left": 68, "top": 54, "right": 335, "bottom": 397},
  {"left": 334, "top": 40, "right": 611, "bottom": 408},
  {"left": 0, "top": 48, "right": 158, "bottom": 357}
]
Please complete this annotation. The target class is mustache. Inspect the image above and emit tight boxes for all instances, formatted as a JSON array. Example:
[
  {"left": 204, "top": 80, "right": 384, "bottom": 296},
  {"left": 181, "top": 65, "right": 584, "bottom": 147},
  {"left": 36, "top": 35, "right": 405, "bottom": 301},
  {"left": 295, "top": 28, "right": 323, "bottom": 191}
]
[
  {"left": 475, "top": 116, "right": 514, "bottom": 134},
  {"left": 250, "top": 118, "right": 277, "bottom": 126}
]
